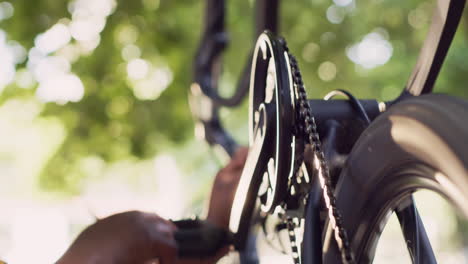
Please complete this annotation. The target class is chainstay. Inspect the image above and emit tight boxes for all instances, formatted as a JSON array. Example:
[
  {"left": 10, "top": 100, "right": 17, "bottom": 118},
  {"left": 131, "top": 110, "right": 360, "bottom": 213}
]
[{"left": 280, "top": 38, "right": 356, "bottom": 264}]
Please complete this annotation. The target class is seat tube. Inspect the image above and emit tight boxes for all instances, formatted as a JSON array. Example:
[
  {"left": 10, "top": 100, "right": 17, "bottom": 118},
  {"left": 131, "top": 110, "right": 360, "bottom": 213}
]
[{"left": 255, "top": 0, "right": 279, "bottom": 37}]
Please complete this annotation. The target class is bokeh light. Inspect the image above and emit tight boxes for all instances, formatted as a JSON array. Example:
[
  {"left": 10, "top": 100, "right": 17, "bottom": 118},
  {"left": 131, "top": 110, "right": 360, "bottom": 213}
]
[
  {"left": 326, "top": 5, "right": 346, "bottom": 24},
  {"left": 0, "top": 30, "right": 26, "bottom": 93},
  {"left": 127, "top": 58, "right": 150, "bottom": 80},
  {"left": 121, "top": 44, "right": 141, "bottom": 61},
  {"left": 318, "top": 61, "right": 337, "bottom": 81},
  {"left": 301, "top": 42, "right": 320, "bottom": 63},
  {"left": 36, "top": 73, "right": 84, "bottom": 105},
  {"left": 346, "top": 30, "right": 393, "bottom": 69},
  {"left": 0, "top": 1, "right": 13, "bottom": 21},
  {"left": 333, "top": 0, "right": 353, "bottom": 7},
  {"left": 34, "top": 23, "right": 71, "bottom": 54}
]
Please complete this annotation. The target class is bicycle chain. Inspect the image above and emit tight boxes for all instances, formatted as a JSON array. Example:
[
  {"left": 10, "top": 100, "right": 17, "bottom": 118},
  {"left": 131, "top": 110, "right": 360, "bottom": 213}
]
[
  {"left": 280, "top": 38, "right": 356, "bottom": 264},
  {"left": 286, "top": 217, "right": 300, "bottom": 264}
]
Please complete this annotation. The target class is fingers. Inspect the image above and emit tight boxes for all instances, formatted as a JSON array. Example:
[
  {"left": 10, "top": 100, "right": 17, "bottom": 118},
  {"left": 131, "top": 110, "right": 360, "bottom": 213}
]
[
  {"left": 215, "top": 146, "right": 248, "bottom": 185},
  {"left": 141, "top": 213, "right": 178, "bottom": 264},
  {"left": 58, "top": 211, "right": 179, "bottom": 264},
  {"left": 227, "top": 147, "right": 249, "bottom": 170},
  {"left": 233, "top": 146, "right": 248, "bottom": 165},
  {"left": 207, "top": 147, "right": 249, "bottom": 228},
  {"left": 156, "top": 242, "right": 177, "bottom": 264}
]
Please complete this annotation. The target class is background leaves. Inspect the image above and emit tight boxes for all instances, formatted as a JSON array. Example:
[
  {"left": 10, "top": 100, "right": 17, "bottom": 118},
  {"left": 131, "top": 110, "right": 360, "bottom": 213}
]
[{"left": 0, "top": 0, "right": 467, "bottom": 196}]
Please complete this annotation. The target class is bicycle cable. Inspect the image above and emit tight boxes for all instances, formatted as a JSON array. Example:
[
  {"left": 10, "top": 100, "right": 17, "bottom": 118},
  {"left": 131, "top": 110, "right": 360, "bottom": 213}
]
[
  {"left": 324, "top": 89, "right": 371, "bottom": 125},
  {"left": 280, "top": 38, "right": 356, "bottom": 264}
]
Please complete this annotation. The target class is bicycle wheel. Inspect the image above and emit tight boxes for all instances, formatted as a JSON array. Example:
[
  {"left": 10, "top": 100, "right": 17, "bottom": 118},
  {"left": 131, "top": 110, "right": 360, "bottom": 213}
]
[{"left": 321, "top": 94, "right": 468, "bottom": 263}]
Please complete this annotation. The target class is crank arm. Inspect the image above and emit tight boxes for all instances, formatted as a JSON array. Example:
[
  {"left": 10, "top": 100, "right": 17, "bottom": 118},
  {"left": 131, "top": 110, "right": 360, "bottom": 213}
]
[{"left": 230, "top": 103, "right": 274, "bottom": 249}]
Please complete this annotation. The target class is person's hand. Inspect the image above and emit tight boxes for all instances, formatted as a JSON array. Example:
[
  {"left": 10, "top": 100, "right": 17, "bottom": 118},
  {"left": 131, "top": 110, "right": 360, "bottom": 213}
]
[
  {"left": 207, "top": 147, "right": 248, "bottom": 229},
  {"left": 58, "top": 148, "right": 249, "bottom": 264},
  {"left": 177, "top": 147, "right": 248, "bottom": 264},
  {"left": 57, "top": 211, "right": 177, "bottom": 264}
]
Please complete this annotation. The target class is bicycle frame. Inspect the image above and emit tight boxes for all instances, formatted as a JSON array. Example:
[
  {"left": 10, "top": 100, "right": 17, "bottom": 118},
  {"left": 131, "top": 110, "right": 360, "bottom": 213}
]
[
  {"left": 190, "top": 0, "right": 279, "bottom": 157},
  {"left": 190, "top": 0, "right": 466, "bottom": 263}
]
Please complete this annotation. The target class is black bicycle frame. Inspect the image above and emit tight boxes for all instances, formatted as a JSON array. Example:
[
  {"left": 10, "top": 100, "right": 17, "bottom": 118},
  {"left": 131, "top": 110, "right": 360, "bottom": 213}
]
[{"left": 191, "top": 0, "right": 278, "bottom": 157}]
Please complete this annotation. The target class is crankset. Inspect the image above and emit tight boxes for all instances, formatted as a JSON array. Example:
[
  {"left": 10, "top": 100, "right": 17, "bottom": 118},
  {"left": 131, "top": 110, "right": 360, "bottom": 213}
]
[
  {"left": 230, "top": 32, "right": 356, "bottom": 264},
  {"left": 230, "top": 31, "right": 300, "bottom": 249}
]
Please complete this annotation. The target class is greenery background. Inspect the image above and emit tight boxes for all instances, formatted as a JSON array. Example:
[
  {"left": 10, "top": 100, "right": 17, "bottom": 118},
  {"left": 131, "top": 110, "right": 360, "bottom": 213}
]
[
  {"left": 2, "top": 0, "right": 468, "bottom": 194},
  {"left": 0, "top": 0, "right": 467, "bottom": 262}
]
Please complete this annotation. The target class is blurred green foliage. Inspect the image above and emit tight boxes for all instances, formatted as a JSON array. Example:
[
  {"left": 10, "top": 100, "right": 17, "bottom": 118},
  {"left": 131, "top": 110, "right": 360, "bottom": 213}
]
[{"left": 0, "top": 0, "right": 467, "bottom": 195}]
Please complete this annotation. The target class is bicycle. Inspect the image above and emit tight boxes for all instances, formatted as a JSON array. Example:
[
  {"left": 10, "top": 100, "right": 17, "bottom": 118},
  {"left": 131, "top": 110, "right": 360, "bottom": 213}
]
[{"left": 181, "top": 0, "right": 468, "bottom": 263}]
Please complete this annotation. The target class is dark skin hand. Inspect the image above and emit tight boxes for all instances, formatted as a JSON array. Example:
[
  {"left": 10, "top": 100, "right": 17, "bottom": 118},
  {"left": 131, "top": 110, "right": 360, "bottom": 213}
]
[
  {"left": 177, "top": 147, "right": 248, "bottom": 264},
  {"left": 56, "top": 211, "right": 177, "bottom": 264},
  {"left": 57, "top": 147, "right": 248, "bottom": 264}
]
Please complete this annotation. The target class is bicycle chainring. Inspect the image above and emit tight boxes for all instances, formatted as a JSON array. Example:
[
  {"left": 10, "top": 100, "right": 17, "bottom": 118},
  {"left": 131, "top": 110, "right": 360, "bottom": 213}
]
[
  {"left": 229, "top": 31, "right": 298, "bottom": 249},
  {"left": 249, "top": 32, "right": 298, "bottom": 213},
  {"left": 230, "top": 32, "right": 355, "bottom": 264}
]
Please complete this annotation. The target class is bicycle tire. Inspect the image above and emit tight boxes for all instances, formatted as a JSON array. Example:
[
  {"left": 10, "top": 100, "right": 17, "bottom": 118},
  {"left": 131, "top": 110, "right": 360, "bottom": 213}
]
[{"left": 321, "top": 94, "right": 468, "bottom": 263}]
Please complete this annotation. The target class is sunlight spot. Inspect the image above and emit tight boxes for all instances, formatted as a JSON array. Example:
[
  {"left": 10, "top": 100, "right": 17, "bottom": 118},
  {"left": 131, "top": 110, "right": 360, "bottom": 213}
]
[
  {"left": 15, "top": 69, "right": 35, "bottom": 89},
  {"left": 0, "top": 64, "right": 14, "bottom": 94},
  {"left": 333, "top": 0, "right": 353, "bottom": 7},
  {"left": 31, "top": 55, "right": 70, "bottom": 83},
  {"left": 23, "top": 0, "right": 116, "bottom": 105},
  {"left": 115, "top": 24, "right": 139, "bottom": 45},
  {"left": 0, "top": 30, "right": 27, "bottom": 92},
  {"left": 127, "top": 58, "right": 149, "bottom": 80},
  {"left": 36, "top": 73, "right": 85, "bottom": 105},
  {"left": 70, "top": 16, "right": 106, "bottom": 42},
  {"left": 408, "top": 7, "right": 430, "bottom": 29},
  {"left": 122, "top": 44, "right": 141, "bottom": 61},
  {"left": 374, "top": 27, "right": 390, "bottom": 40},
  {"left": 326, "top": 5, "right": 345, "bottom": 24},
  {"left": 4, "top": 207, "right": 69, "bottom": 264},
  {"left": 26, "top": 47, "right": 46, "bottom": 69},
  {"left": 0, "top": 1, "right": 13, "bottom": 21},
  {"left": 318, "top": 61, "right": 337, "bottom": 82},
  {"left": 79, "top": 155, "right": 106, "bottom": 179},
  {"left": 346, "top": 31, "right": 393, "bottom": 69},
  {"left": 0, "top": 29, "right": 5, "bottom": 42},
  {"left": 302, "top": 42, "right": 320, "bottom": 63},
  {"left": 373, "top": 213, "right": 411, "bottom": 263},
  {"left": 8, "top": 41, "right": 27, "bottom": 64},
  {"left": 77, "top": 35, "right": 101, "bottom": 54},
  {"left": 0, "top": 34, "right": 15, "bottom": 92},
  {"left": 56, "top": 44, "right": 81, "bottom": 63},
  {"left": 154, "top": 155, "right": 185, "bottom": 219},
  {"left": 320, "top": 32, "right": 336, "bottom": 45},
  {"left": 68, "top": 0, "right": 116, "bottom": 18},
  {"left": 35, "top": 23, "right": 71, "bottom": 54},
  {"left": 131, "top": 67, "right": 173, "bottom": 100}
]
